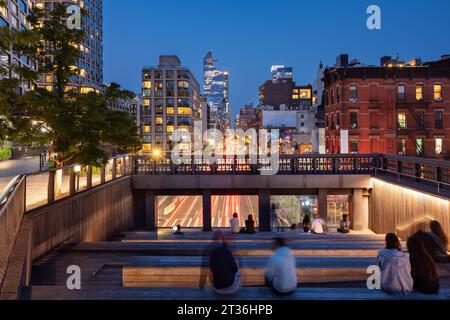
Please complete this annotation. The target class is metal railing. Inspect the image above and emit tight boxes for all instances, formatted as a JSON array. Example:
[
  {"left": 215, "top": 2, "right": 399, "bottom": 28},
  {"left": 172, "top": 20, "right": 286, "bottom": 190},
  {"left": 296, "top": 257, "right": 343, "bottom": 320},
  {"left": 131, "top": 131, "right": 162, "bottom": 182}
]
[
  {"left": 134, "top": 154, "right": 380, "bottom": 176},
  {"left": 375, "top": 154, "right": 450, "bottom": 197},
  {"left": 25, "top": 155, "right": 133, "bottom": 211}
]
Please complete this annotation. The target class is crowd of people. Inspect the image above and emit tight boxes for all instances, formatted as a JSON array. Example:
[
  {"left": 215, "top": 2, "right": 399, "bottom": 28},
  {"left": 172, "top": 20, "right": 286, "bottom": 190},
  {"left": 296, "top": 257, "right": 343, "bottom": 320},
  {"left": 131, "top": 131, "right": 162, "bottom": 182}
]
[{"left": 204, "top": 220, "right": 449, "bottom": 297}]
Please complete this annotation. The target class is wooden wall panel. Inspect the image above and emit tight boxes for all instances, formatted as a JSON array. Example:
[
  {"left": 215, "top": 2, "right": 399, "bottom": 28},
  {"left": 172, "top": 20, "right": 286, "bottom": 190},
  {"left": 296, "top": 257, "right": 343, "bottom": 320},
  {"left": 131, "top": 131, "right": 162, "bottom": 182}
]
[
  {"left": 0, "top": 179, "right": 25, "bottom": 287},
  {"left": 370, "top": 179, "right": 450, "bottom": 240},
  {"left": 28, "top": 177, "right": 134, "bottom": 260}
]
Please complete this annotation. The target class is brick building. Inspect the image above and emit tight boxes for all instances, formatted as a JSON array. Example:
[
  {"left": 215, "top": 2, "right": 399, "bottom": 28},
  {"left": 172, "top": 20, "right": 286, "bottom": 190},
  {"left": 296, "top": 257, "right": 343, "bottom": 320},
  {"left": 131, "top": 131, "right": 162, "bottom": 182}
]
[{"left": 323, "top": 55, "right": 450, "bottom": 159}]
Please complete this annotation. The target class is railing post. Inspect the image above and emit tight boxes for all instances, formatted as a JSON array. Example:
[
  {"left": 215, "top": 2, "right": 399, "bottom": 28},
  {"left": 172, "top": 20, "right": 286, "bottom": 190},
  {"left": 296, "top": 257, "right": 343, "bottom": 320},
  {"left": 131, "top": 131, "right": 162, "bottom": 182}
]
[
  {"left": 436, "top": 166, "right": 442, "bottom": 194},
  {"left": 101, "top": 165, "right": 106, "bottom": 184},
  {"left": 87, "top": 165, "right": 93, "bottom": 189},
  {"left": 122, "top": 157, "right": 127, "bottom": 176},
  {"left": 69, "top": 167, "right": 76, "bottom": 196},
  {"left": 48, "top": 170, "right": 55, "bottom": 204},
  {"left": 112, "top": 158, "right": 117, "bottom": 180}
]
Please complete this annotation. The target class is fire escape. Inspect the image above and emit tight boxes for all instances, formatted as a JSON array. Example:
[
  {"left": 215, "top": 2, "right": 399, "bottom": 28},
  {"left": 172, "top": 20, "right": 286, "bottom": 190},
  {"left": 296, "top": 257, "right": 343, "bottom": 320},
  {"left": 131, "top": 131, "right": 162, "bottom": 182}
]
[{"left": 397, "top": 98, "right": 431, "bottom": 156}]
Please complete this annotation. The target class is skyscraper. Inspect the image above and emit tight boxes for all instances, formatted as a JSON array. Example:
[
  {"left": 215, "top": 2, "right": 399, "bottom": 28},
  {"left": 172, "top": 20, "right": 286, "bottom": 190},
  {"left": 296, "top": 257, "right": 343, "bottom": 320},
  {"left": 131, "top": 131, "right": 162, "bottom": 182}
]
[
  {"left": 35, "top": 0, "right": 104, "bottom": 93},
  {"left": 141, "top": 56, "right": 201, "bottom": 154},
  {"left": 0, "top": 0, "right": 36, "bottom": 94},
  {"left": 203, "top": 51, "right": 230, "bottom": 132}
]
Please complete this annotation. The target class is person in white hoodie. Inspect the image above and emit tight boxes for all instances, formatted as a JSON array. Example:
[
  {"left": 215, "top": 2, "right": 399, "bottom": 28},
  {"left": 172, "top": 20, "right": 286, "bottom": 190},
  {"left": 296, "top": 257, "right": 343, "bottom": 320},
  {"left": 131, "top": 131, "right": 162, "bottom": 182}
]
[
  {"left": 265, "top": 238, "right": 298, "bottom": 294},
  {"left": 377, "top": 233, "right": 414, "bottom": 296}
]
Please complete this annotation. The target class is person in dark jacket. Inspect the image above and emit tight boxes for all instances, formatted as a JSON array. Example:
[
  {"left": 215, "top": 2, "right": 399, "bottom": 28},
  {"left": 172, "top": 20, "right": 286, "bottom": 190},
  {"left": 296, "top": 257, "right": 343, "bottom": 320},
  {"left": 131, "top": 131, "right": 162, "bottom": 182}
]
[
  {"left": 300, "top": 215, "right": 311, "bottom": 233},
  {"left": 209, "top": 231, "right": 241, "bottom": 295},
  {"left": 428, "top": 221, "right": 450, "bottom": 263},
  {"left": 407, "top": 234, "right": 440, "bottom": 294},
  {"left": 240, "top": 215, "right": 256, "bottom": 234}
]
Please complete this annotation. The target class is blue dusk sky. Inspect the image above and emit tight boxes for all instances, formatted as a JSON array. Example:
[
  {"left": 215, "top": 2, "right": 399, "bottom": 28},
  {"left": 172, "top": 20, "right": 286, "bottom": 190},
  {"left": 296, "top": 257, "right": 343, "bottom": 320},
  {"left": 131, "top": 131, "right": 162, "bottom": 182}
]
[{"left": 104, "top": 0, "right": 450, "bottom": 119}]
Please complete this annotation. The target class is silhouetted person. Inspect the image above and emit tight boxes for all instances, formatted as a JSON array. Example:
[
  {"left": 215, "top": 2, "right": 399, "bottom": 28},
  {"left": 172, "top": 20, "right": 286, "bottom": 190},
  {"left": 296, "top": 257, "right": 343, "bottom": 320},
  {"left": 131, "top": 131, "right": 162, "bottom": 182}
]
[
  {"left": 270, "top": 204, "right": 277, "bottom": 232},
  {"left": 300, "top": 215, "right": 311, "bottom": 233},
  {"left": 407, "top": 234, "right": 440, "bottom": 294},
  {"left": 174, "top": 224, "right": 184, "bottom": 235},
  {"left": 230, "top": 212, "right": 240, "bottom": 234},
  {"left": 337, "top": 214, "right": 351, "bottom": 234},
  {"left": 377, "top": 233, "right": 413, "bottom": 296},
  {"left": 427, "top": 221, "right": 450, "bottom": 263},
  {"left": 265, "top": 238, "right": 297, "bottom": 294},
  {"left": 208, "top": 231, "right": 241, "bottom": 295},
  {"left": 241, "top": 215, "right": 256, "bottom": 234}
]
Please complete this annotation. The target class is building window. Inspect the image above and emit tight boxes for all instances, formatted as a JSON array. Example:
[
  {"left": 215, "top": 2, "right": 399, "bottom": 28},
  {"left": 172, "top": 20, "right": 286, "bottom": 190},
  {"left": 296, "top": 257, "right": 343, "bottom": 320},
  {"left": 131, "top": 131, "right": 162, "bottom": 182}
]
[
  {"left": 142, "top": 81, "right": 152, "bottom": 89},
  {"left": 349, "top": 140, "right": 359, "bottom": 154},
  {"left": 416, "top": 111, "right": 425, "bottom": 129},
  {"left": 299, "top": 89, "right": 311, "bottom": 99},
  {"left": 398, "top": 112, "right": 407, "bottom": 129},
  {"left": 350, "top": 112, "right": 358, "bottom": 129},
  {"left": 397, "top": 85, "right": 406, "bottom": 101},
  {"left": 349, "top": 85, "right": 358, "bottom": 102},
  {"left": 435, "top": 111, "right": 443, "bottom": 129},
  {"left": 398, "top": 138, "right": 407, "bottom": 155},
  {"left": 416, "top": 138, "right": 424, "bottom": 156},
  {"left": 416, "top": 85, "right": 424, "bottom": 101},
  {"left": 435, "top": 138, "right": 443, "bottom": 156},
  {"left": 434, "top": 84, "right": 443, "bottom": 101},
  {"left": 143, "top": 125, "right": 151, "bottom": 134}
]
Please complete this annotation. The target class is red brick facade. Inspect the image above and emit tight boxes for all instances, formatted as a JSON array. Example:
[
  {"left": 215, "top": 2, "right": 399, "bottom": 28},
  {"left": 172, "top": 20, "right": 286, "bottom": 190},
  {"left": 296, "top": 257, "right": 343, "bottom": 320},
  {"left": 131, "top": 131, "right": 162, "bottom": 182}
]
[{"left": 323, "top": 57, "right": 450, "bottom": 159}]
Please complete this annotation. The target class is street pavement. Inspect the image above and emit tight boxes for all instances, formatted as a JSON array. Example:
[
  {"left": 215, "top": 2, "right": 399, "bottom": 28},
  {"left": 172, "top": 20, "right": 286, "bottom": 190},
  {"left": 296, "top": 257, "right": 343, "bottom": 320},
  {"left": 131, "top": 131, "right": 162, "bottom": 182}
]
[{"left": 0, "top": 157, "right": 41, "bottom": 192}]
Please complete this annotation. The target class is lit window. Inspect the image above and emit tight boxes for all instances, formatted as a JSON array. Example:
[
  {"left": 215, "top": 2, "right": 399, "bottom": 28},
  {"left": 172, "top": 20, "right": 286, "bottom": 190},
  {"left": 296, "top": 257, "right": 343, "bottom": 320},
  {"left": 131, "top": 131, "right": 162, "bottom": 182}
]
[
  {"left": 143, "top": 99, "right": 150, "bottom": 107},
  {"left": 155, "top": 117, "right": 163, "bottom": 125},
  {"left": 416, "top": 85, "right": 424, "bottom": 101},
  {"left": 142, "top": 144, "right": 152, "bottom": 151},
  {"left": 143, "top": 125, "right": 151, "bottom": 133},
  {"left": 142, "top": 81, "right": 152, "bottom": 89},
  {"left": 166, "top": 125, "right": 174, "bottom": 133},
  {"left": 398, "top": 112, "right": 407, "bottom": 129},
  {"left": 292, "top": 94, "right": 299, "bottom": 100},
  {"left": 416, "top": 138, "right": 424, "bottom": 155},
  {"left": 434, "top": 84, "right": 442, "bottom": 101},
  {"left": 435, "top": 138, "right": 443, "bottom": 155},
  {"left": 178, "top": 107, "right": 192, "bottom": 116},
  {"left": 167, "top": 107, "right": 174, "bottom": 115},
  {"left": 299, "top": 89, "right": 311, "bottom": 99}
]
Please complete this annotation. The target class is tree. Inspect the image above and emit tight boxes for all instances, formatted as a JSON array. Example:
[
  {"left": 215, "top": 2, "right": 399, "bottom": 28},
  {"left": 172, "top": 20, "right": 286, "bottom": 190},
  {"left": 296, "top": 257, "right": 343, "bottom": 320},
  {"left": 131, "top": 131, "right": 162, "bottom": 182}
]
[{"left": 2, "top": 3, "right": 141, "bottom": 167}]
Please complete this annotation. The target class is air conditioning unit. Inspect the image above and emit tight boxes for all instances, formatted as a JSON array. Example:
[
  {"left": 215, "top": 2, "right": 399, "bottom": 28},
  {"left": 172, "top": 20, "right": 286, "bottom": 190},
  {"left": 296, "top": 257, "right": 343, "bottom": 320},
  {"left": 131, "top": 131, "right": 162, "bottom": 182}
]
[
  {"left": 349, "top": 98, "right": 358, "bottom": 103},
  {"left": 434, "top": 97, "right": 444, "bottom": 102}
]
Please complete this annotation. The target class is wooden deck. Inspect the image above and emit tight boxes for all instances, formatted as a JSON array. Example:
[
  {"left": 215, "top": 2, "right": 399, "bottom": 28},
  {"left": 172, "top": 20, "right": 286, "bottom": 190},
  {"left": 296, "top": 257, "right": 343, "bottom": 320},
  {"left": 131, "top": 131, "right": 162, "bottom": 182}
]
[{"left": 27, "top": 231, "right": 450, "bottom": 300}]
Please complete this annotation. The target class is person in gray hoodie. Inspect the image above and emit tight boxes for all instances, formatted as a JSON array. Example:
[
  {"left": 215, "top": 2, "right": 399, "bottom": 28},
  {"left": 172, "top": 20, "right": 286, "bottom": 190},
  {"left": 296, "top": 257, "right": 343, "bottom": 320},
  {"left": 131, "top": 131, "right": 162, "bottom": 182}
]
[
  {"left": 265, "top": 237, "right": 298, "bottom": 294},
  {"left": 377, "top": 233, "right": 414, "bottom": 296}
]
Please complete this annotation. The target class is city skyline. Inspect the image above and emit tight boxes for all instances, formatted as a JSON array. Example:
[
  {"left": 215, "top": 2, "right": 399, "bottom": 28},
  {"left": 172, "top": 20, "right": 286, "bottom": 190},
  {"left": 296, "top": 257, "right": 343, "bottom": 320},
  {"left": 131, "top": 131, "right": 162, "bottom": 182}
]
[{"left": 104, "top": 0, "right": 450, "bottom": 120}]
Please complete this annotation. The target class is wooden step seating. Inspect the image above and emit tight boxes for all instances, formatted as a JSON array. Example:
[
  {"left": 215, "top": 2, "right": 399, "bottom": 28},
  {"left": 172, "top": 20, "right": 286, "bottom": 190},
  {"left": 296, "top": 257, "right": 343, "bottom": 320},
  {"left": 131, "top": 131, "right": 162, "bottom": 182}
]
[
  {"left": 27, "top": 286, "right": 450, "bottom": 301},
  {"left": 123, "top": 256, "right": 378, "bottom": 287}
]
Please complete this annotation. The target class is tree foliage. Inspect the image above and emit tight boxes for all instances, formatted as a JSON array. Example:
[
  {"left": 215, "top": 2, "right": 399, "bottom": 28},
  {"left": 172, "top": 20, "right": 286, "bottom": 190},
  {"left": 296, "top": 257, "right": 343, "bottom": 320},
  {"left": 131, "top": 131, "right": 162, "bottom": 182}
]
[{"left": 0, "top": 3, "right": 141, "bottom": 166}]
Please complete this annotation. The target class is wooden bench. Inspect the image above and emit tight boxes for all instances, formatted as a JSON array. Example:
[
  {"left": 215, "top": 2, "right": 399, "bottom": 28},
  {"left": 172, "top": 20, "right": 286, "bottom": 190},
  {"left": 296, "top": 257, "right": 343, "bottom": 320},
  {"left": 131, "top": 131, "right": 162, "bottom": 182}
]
[
  {"left": 27, "top": 286, "right": 450, "bottom": 300},
  {"left": 123, "top": 256, "right": 377, "bottom": 287},
  {"left": 70, "top": 241, "right": 383, "bottom": 258}
]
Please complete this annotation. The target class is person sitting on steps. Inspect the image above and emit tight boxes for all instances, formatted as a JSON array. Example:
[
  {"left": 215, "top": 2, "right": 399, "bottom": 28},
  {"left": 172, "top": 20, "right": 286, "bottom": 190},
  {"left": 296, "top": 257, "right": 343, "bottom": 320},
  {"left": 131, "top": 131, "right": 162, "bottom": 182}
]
[
  {"left": 407, "top": 234, "right": 440, "bottom": 294},
  {"left": 240, "top": 214, "right": 256, "bottom": 234},
  {"left": 377, "top": 233, "right": 413, "bottom": 296},
  {"left": 337, "top": 214, "right": 351, "bottom": 234},
  {"left": 230, "top": 212, "right": 240, "bottom": 234}
]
